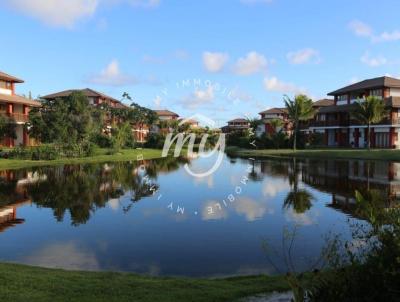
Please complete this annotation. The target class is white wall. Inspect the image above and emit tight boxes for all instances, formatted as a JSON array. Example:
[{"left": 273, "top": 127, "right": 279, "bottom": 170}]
[
  {"left": 390, "top": 88, "right": 400, "bottom": 97},
  {"left": 0, "top": 88, "right": 12, "bottom": 95}
]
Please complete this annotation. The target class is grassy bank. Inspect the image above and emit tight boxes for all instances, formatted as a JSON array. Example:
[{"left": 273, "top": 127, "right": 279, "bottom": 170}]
[
  {"left": 0, "top": 148, "right": 163, "bottom": 170},
  {"left": 0, "top": 263, "right": 290, "bottom": 302},
  {"left": 226, "top": 146, "right": 400, "bottom": 161}
]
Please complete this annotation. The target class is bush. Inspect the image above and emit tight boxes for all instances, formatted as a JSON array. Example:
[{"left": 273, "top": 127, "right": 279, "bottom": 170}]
[
  {"left": 145, "top": 133, "right": 166, "bottom": 149},
  {"left": 7, "top": 145, "right": 59, "bottom": 160},
  {"left": 91, "top": 133, "right": 114, "bottom": 148}
]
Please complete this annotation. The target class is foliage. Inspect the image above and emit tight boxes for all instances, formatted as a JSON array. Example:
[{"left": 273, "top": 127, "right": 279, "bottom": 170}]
[
  {"left": 351, "top": 96, "right": 387, "bottom": 149},
  {"left": 284, "top": 94, "right": 316, "bottom": 151},
  {"left": 0, "top": 115, "right": 17, "bottom": 141},
  {"left": 28, "top": 92, "right": 95, "bottom": 149},
  {"left": 309, "top": 189, "right": 400, "bottom": 301},
  {"left": 112, "top": 122, "right": 135, "bottom": 151},
  {"left": 306, "top": 132, "right": 324, "bottom": 148},
  {"left": 145, "top": 132, "right": 167, "bottom": 149}
]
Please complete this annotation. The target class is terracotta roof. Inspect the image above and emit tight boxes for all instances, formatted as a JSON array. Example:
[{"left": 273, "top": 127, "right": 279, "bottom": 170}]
[
  {"left": 41, "top": 88, "right": 126, "bottom": 107},
  {"left": 0, "top": 93, "right": 41, "bottom": 107},
  {"left": 317, "top": 97, "right": 400, "bottom": 114},
  {"left": 259, "top": 107, "right": 287, "bottom": 115},
  {"left": 154, "top": 109, "right": 179, "bottom": 117},
  {"left": 0, "top": 71, "right": 24, "bottom": 83},
  {"left": 179, "top": 118, "right": 198, "bottom": 124},
  {"left": 228, "top": 118, "right": 249, "bottom": 123},
  {"left": 313, "top": 99, "right": 334, "bottom": 107},
  {"left": 328, "top": 76, "right": 400, "bottom": 95}
]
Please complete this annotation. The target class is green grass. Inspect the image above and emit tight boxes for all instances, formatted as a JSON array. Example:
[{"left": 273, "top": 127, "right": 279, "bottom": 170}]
[
  {"left": 0, "top": 263, "right": 290, "bottom": 302},
  {"left": 226, "top": 146, "right": 400, "bottom": 161},
  {"left": 0, "top": 148, "right": 164, "bottom": 170}
]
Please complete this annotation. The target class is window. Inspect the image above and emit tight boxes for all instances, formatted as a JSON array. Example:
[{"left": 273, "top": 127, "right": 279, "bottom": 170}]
[
  {"left": 338, "top": 95, "right": 347, "bottom": 101},
  {"left": 370, "top": 89, "right": 383, "bottom": 98}
]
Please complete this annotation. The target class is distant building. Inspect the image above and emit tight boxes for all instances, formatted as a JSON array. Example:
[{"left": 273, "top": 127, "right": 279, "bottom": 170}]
[
  {"left": 222, "top": 118, "right": 250, "bottom": 133},
  {"left": 154, "top": 109, "right": 179, "bottom": 120},
  {"left": 257, "top": 107, "right": 290, "bottom": 136},
  {"left": 0, "top": 71, "right": 41, "bottom": 147},
  {"left": 42, "top": 88, "right": 153, "bottom": 143}
]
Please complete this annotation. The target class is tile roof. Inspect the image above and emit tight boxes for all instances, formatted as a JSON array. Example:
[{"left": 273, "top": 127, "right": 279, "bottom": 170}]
[
  {"left": 154, "top": 109, "right": 179, "bottom": 117},
  {"left": 0, "top": 71, "right": 24, "bottom": 83},
  {"left": 328, "top": 76, "right": 400, "bottom": 95},
  {"left": 259, "top": 107, "right": 287, "bottom": 115},
  {"left": 0, "top": 93, "right": 41, "bottom": 107},
  {"left": 313, "top": 99, "right": 334, "bottom": 107},
  {"left": 41, "top": 88, "right": 126, "bottom": 107}
]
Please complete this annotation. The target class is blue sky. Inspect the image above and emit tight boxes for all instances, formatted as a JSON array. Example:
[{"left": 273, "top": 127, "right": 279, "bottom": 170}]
[{"left": 1, "top": 0, "right": 400, "bottom": 126}]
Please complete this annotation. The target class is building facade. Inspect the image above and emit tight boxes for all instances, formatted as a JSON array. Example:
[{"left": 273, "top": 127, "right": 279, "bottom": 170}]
[
  {"left": 42, "top": 88, "right": 151, "bottom": 143},
  {"left": 222, "top": 118, "right": 250, "bottom": 133},
  {"left": 0, "top": 71, "right": 41, "bottom": 147},
  {"left": 304, "top": 76, "right": 400, "bottom": 148}
]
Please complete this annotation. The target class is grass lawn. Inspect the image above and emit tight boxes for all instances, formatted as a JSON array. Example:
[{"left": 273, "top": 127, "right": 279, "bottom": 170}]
[
  {"left": 0, "top": 148, "right": 164, "bottom": 170},
  {"left": 0, "top": 263, "right": 290, "bottom": 302},
  {"left": 226, "top": 146, "right": 400, "bottom": 161}
]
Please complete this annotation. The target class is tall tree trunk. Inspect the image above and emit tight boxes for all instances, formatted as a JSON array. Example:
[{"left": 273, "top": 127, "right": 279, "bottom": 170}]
[{"left": 293, "top": 121, "right": 297, "bottom": 151}]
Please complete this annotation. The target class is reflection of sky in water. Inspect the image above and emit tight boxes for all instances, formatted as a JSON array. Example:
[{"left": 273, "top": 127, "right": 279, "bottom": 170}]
[{"left": 0, "top": 154, "right": 384, "bottom": 277}]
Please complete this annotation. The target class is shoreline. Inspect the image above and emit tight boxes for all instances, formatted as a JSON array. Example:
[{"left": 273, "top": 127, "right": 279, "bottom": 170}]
[
  {"left": 225, "top": 147, "right": 400, "bottom": 161},
  {"left": 0, "top": 262, "right": 291, "bottom": 302},
  {"left": 0, "top": 148, "right": 164, "bottom": 171}
]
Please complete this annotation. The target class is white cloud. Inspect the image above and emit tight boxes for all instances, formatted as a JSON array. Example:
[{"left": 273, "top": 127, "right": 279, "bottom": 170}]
[
  {"left": 349, "top": 19, "right": 400, "bottom": 43},
  {"left": 349, "top": 20, "right": 373, "bottom": 37},
  {"left": 180, "top": 85, "right": 215, "bottom": 109},
  {"left": 263, "top": 76, "right": 307, "bottom": 94},
  {"left": 287, "top": 48, "right": 321, "bottom": 64},
  {"left": 360, "top": 52, "right": 387, "bottom": 67},
  {"left": 202, "top": 52, "right": 229, "bottom": 73},
  {"left": 4, "top": 0, "right": 98, "bottom": 28},
  {"left": 87, "top": 59, "right": 138, "bottom": 86},
  {"left": 233, "top": 51, "right": 268, "bottom": 75},
  {"left": 3, "top": 0, "right": 160, "bottom": 28},
  {"left": 373, "top": 30, "right": 400, "bottom": 42}
]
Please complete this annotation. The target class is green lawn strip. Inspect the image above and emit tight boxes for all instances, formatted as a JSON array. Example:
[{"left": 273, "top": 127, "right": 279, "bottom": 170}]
[
  {"left": 226, "top": 146, "right": 400, "bottom": 161},
  {"left": 0, "top": 263, "right": 290, "bottom": 302},
  {"left": 0, "top": 148, "right": 163, "bottom": 170}
]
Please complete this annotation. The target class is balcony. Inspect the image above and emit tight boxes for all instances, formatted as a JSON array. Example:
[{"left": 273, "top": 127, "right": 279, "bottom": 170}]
[{"left": 0, "top": 112, "right": 29, "bottom": 123}]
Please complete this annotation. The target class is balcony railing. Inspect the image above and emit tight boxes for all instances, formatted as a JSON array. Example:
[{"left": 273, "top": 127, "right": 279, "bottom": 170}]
[
  {"left": 307, "top": 117, "right": 400, "bottom": 128},
  {"left": 0, "top": 112, "right": 29, "bottom": 123}
]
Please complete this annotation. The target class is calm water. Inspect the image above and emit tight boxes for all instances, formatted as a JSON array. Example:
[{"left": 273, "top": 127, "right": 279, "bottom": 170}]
[{"left": 0, "top": 153, "right": 398, "bottom": 277}]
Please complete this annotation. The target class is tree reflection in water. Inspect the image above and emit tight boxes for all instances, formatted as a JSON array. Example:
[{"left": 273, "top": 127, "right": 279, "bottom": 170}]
[
  {"left": 283, "top": 158, "right": 314, "bottom": 214},
  {"left": 4, "top": 156, "right": 189, "bottom": 226}
]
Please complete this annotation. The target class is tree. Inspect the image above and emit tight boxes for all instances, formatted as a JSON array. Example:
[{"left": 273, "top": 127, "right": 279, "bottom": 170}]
[
  {"left": 268, "top": 118, "right": 284, "bottom": 133},
  {"left": 0, "top": 115, "right": 17, "bottom": 143},
  {"left": 28, "top": 91, "right": 95, "bottom": 149},
  {"left": 284, "top": 95, "right": 316, "bottom": 151},
  {"left": 112, "top": 122, "right": 134, "bottom": 151},
  {"left": 247, "top": 117, "right": 262, "bottom": 133},
  {"left": 351, "top": 96, "right": 387, "bottom": 150}
]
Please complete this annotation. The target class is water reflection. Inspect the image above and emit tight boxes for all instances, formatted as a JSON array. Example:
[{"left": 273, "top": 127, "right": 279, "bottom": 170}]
[{"left": 0, "top": 155, "right": 399, "bottom": 276}]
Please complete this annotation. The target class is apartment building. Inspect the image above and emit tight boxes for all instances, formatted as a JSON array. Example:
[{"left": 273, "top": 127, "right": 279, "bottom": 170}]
[
  {"left": 304, "top": 76, "right": 400, "bottom": 148},
  {"left": 0, "top": 71, "right": 41, "bottom": 147}
]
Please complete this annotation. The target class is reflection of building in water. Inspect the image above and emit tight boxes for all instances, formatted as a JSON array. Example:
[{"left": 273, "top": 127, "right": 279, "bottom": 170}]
[
  {"left": 301, "top": 159, "right": 400, "bottom": 217},
  {"left": 0, "top": 201, "right": 30, "bottom": 233},
  {"left": 0, "top": 170, "right": 39, "bottom": 232}
]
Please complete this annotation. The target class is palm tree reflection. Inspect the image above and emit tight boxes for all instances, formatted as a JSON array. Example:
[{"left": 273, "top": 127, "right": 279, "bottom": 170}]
[{"left": 283, "top": 158, "right": 314, "bottom": 214}]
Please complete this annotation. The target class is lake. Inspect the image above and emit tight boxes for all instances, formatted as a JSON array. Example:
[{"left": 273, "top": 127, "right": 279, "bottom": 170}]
[{"left": 0, "top": 153, "right": 398, "bottom": 277}]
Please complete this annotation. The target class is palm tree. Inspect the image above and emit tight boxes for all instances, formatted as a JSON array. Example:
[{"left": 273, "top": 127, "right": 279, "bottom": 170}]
[
  {"left": 247, "top": 117, "right": 262, "bottom": 133},
  {"left": 351, "top": 96, "right": 387, "bottom": 150},
  {"left": 268, "top": 118, "right": 284, "bottom": 133},
  {"left": 284, "top": 95, "right": 315, "bottom": 151}
]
